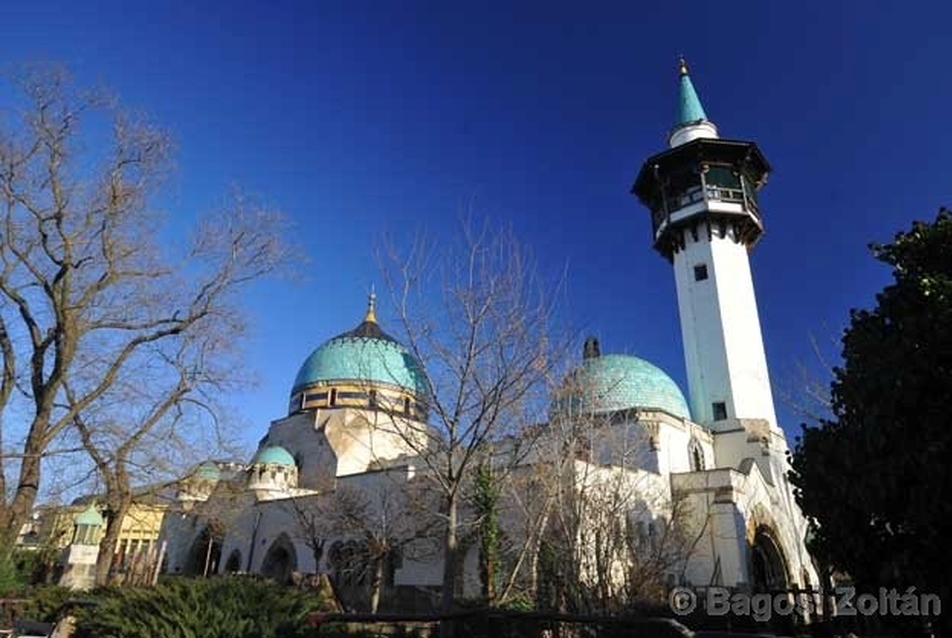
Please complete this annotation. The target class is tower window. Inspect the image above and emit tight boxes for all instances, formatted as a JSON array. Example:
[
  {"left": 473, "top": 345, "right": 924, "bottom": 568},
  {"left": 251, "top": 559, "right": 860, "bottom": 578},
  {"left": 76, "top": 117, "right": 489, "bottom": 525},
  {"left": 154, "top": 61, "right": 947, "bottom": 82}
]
[
  {"left": 329, "top": 388, "right": 337, "bottom": 407},
  {"left": 712, "top": 401, "right": 728, "bottom": 421},
  {"left": 693, "top": 264, "right": 708, "bottom": 281},
  {"left": 369, "top": 389, "right": 378, "bottom": 408}
]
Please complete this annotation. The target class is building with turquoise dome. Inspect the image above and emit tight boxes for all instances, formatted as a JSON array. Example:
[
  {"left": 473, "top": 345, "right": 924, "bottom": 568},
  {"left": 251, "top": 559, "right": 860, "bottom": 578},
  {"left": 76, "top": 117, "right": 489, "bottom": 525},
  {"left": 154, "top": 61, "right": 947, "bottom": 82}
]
[
  {"left": 555, "top": 342, "right": 692, "bottom": 419},
  {"left": 289, "top": 299, "right": 429, "bottom": 418},
  {"left": 159, "top": 60, "right": 818, "bottom": 611},
  {"left": 160, "top": 293, "right": 437, "bottom": 586}
]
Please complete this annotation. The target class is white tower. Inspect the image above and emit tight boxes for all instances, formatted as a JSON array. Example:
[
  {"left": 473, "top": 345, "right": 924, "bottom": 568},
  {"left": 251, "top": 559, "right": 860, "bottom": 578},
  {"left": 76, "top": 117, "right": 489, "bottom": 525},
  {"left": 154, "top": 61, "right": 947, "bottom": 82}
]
[{"left": 632, "top": 59, "right": 779, "bottom": 431}]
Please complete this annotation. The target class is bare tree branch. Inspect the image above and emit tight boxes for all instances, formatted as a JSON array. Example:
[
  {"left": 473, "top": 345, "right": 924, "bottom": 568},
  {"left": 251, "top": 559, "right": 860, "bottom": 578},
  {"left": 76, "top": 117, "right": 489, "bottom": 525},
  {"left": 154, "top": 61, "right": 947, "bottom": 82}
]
[
  {"left": 0, "top": 65, "right": 294, "bottom": 549},
  {"left": 374, "top": 215, "right": 568, "bottom": 622}
]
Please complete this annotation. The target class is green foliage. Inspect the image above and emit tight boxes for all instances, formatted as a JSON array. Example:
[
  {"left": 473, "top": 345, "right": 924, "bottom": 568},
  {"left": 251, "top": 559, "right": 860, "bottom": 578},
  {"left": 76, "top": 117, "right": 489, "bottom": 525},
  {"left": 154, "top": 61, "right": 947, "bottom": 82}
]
[
  {"left": 0, "top": 543, "right": 59, "bottom": 596},
  {"left": 497, "top": 595, "right": 533, "bottom": 612},
  {"left": 790, "top": 208, "right": 952, "bottom": 630},
  {"left": 0, "top": 546, "right": 25, "bottom": 596},
  {"left": 472, "top": 462, "right": 501, "bottom": 603},
  {"left": 23, "top": 585, "right": 75, "bottom": 621},
  {"left": 71, "top": 578, "right": 331, "bottom": 638}
]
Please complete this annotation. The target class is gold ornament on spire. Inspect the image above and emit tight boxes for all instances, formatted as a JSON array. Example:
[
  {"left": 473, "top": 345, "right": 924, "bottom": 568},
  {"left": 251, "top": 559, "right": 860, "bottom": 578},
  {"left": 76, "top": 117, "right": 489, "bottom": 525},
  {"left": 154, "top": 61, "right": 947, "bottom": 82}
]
[
  {"left": 679, "top": 56, "right": 689, "bottom": 76},
  {"left": 365, "top": 286, "right": 377, "bottom": 323}
]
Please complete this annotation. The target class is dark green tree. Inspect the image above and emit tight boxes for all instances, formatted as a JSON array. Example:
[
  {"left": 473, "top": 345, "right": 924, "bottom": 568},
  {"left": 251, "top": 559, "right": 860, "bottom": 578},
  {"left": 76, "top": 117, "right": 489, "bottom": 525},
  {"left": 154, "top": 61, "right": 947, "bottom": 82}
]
[{"left": 790, "top": 208, "right": 951, "bottom": 633}]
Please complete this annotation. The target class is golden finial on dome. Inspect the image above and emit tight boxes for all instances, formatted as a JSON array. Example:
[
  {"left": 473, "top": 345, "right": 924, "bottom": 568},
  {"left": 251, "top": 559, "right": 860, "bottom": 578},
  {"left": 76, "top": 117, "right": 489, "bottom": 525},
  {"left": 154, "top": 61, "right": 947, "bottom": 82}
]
[
  {"left": 678, "top": 55, "right": 689, "bottom": 76},
  {"left": 364, "top": 286, "right": 377, "bottom": 323}
]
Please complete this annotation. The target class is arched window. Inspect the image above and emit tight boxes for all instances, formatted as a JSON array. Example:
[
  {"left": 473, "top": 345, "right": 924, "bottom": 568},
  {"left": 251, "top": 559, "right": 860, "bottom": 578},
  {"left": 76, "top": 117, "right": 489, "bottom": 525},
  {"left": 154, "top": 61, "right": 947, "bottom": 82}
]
[
  {"left": 635, "top": 520, "right": 648, "bottom": 550},
  {"left": 689, "top": 438, "right": 705, "bottom": 471},
  {"left": 648, "top": 521, "right": 660, "bottom": 552}
]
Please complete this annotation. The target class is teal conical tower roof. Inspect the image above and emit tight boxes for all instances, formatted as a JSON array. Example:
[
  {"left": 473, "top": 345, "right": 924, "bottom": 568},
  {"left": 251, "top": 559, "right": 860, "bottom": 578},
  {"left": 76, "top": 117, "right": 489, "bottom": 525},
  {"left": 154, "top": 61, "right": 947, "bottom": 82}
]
[{"left": 677, "top": 57, "right": 708, "bottom": 125}]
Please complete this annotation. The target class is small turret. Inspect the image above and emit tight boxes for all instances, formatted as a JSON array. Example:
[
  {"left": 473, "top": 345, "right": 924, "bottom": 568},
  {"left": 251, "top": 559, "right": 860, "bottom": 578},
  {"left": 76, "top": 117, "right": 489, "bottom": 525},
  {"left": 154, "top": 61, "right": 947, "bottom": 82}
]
[
  {"left": 248, "top": 445, "right": 299, "bottom": 499},
  {"left": 583, "top": 336, "right": 601, "bottom": 360}
]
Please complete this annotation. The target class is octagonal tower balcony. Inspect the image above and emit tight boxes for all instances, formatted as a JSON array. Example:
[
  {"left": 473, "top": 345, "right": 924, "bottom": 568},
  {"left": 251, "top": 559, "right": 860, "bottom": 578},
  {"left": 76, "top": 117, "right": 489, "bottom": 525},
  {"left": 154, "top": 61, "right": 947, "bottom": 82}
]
[{"left": 631, "top": 137, "right": 771, "bottom": 261}]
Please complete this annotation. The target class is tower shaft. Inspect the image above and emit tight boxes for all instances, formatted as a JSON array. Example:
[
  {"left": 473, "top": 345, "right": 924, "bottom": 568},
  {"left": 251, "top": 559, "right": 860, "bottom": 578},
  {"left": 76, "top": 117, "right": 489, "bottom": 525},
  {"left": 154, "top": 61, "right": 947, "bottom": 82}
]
[
  {"left": 632, "top": 60, "right": 780, "bottom": 431},
  {"left": 671, "top": 222, "right": 777, "bottom": 428}
]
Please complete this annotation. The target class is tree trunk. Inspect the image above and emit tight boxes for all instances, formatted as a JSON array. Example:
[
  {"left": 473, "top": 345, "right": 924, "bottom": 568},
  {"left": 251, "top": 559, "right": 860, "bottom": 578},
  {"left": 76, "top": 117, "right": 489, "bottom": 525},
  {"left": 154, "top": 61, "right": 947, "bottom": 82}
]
[
  {"left": 440, "top": 492, "right": 458, "bottom": 638},
  {"left": 96, "top": 498, "right": 131, "bottom": 586},
  {"left": 479, "top": 541, "right": 494, "bottom": 604},
  {"left": 369, "top": 554, "right": 385, "bottom": 613},
  {"left": 8, "top": 448, "right": 43, "bottom": 541}
]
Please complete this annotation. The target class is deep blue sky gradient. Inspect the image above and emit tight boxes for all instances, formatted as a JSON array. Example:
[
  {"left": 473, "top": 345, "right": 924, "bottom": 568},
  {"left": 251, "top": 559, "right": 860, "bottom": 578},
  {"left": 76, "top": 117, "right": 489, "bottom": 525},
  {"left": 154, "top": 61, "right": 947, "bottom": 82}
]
[{"left": 4, "top": 1, "right": 950, "bottom": 451}]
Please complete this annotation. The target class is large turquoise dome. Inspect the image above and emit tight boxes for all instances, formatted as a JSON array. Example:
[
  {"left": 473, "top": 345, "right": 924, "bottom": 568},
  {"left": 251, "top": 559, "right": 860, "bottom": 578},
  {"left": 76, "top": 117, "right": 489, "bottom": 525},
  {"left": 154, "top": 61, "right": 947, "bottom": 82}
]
[
  {"left": 291, "top": 304, "right": 428, "bottom": 400},
  {"left": 555, "top": 342, "right": 691, "bottom": 419}
]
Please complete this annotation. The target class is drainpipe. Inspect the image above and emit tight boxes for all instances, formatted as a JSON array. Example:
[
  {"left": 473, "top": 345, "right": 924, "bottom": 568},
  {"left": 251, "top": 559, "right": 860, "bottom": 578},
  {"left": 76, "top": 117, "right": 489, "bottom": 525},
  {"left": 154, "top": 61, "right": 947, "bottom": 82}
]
[{"left": 246, "top": 510, "right": 262, "bottom": 572}]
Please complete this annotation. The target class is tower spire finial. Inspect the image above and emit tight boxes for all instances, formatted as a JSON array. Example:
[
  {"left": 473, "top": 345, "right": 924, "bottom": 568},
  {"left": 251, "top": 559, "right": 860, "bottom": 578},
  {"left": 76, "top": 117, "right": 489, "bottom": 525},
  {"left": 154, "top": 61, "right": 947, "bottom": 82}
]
[
  {"left": 673, "top": 54, "right": 712, "bottom": 137},
  {"left": 365, "top": 285, "right": 377, "bottom": 323}
]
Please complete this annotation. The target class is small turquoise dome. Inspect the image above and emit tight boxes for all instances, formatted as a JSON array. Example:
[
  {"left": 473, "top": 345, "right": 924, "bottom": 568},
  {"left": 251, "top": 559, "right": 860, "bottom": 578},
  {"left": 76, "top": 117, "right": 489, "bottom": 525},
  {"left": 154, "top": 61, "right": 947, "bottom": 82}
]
[
  {"left": 194, "top": 461, "right": 221, "bottom": 481},
  {"left": 556, "top": 346, "right": 691, "bottom": 419},
  {"left": 252, "top": 445, "right": 296, "bottom": 467},
  {"left": 292, "top": 303, "right": 427, "bottom": 399},
  {"left": 74, "top": 504, "right": 104, "bottom": 527}
]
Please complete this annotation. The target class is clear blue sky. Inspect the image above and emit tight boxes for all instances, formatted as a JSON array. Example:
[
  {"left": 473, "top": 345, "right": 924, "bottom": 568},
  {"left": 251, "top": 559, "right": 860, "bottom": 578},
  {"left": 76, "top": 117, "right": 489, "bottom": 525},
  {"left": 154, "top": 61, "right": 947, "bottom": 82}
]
[{"left": 4, "top": 1, "right": 950, "bottom": 451}]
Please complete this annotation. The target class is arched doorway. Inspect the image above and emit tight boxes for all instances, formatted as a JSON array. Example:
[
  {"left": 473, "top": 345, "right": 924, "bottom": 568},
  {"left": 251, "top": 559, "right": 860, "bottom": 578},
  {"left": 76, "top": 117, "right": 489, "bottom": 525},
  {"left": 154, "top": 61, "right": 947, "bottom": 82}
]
[
  {"left": 185, "top": 526, "right": 223, "bottom": 577},
  {"left": 750, "top": 526, "right": 789, "bottom": 591},
  {"left": 261, "top": 533, "right": 297, "bottom": 583},
  {"left": 224, "top": 549, "right": 242, "bottom": 573}
]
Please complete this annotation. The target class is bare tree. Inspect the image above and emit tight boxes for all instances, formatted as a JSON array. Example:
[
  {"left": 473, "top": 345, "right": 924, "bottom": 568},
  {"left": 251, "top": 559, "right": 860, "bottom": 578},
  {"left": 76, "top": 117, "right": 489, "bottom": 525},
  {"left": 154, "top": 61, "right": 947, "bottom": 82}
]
[
  {"left": 531, "top": 370, "right": 697, "bottom": 613},
  {"left": 377, "top": 218, "right": 563, "bottom": 622},
  {"left": 491, "top": 452, "right": 558, "bottom": 606},
  {"left": 777, "top": 332, "right": 837, "bottom": 423},
  {"left": 0, "top": 65, "right": 291, "bottom": 547},
  {"left": 287, "top": 478, "right": 439, "bottom": 613}
]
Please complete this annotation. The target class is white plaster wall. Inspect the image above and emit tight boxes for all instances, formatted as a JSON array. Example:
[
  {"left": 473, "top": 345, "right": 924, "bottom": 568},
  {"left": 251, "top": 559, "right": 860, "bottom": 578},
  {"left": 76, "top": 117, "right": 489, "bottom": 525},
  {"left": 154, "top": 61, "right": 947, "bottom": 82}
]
[
  {"left": 674, "top": 470, "right": 746, "bottom": 587},
  {"left": 393, "top": 540, "right": 443, "bottom": 588},
  {"left": 216, "top": 506, "right": 262, "bottom": 574},
  {"left": 326, "top": 410, "right": 422, "bottom": 476},
  {"left": 337, "top": 469, "right": 443, "bottom": 589},
  {"left": 591, "top": 420, "right": 655, "bottom": 470},
  {"left": 266, "top": 408, "right": 425, "bottom": 490},
  {"left": 672, "top": 462, "right": 818, "bottom": 591},
  {"left": 159, "top": 511, "right": 204, "bottom": 574},
  {"left": 584, "top": 412, "right": 714, "bottom": 477},
  {"left": 669, "top": 121, "right": 719, "bottom": 148},
  {"left": 673, "top": 226, "right": 778, "bottom": 430},
  {"left": 266, "top": 411, "right": 336, "bottom": 490},
  {"left": 240, "top": 500, "right": 314, "bottom": 574},
  {"left": 567, "top": 460, "right": 674, "bottom": 589},
  {"left": 653, "top": 416, "right": 715, "bottom": 476}
]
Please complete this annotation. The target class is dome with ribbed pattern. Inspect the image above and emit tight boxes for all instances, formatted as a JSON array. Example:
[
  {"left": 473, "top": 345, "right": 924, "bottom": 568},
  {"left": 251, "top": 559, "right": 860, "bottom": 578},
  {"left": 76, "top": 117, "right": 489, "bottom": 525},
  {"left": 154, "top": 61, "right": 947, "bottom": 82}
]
[
  {"left": 555, "top": 352, "right": 691, "bottom": 420},
  {"left": 291, "top": 305, "right": 428, "bottom": 400}
]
